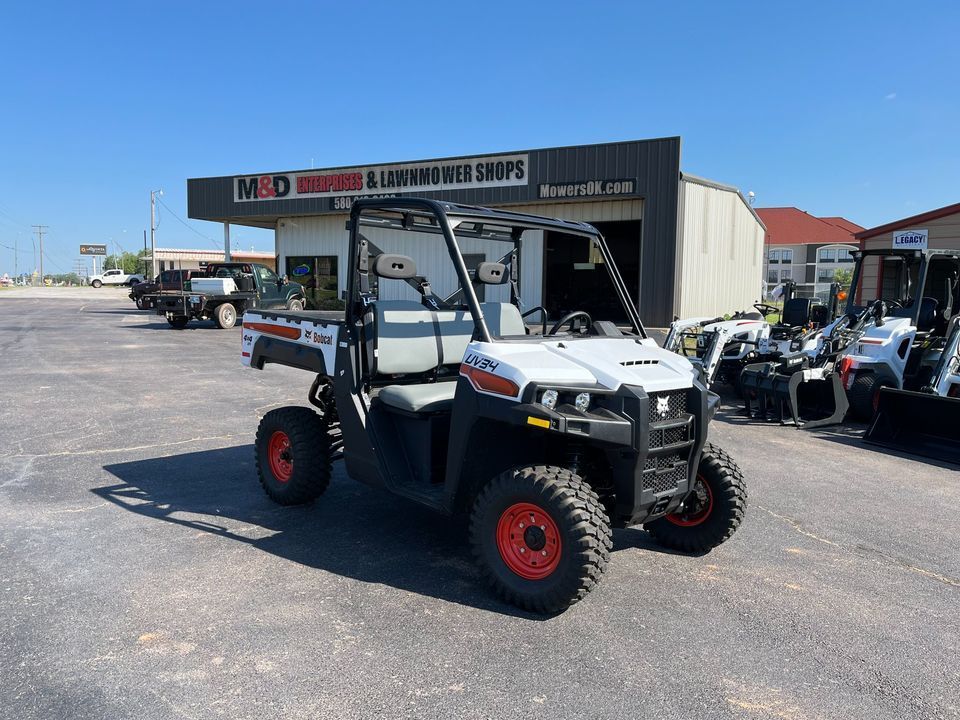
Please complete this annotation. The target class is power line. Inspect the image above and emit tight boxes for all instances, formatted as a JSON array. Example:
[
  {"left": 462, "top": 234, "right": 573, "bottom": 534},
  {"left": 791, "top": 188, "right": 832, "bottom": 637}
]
[{"left": 155, "top": 196, "right": 222, "bottom": 251}]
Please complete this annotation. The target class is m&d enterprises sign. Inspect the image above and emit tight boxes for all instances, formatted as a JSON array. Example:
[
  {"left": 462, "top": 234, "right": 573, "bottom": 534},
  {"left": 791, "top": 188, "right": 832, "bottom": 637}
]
[
  {"left": 79, "top": 244, "right": 107, "bottom": 256},
  {"left": 235, "top": 154, "right": 528, "bottom": 203}
]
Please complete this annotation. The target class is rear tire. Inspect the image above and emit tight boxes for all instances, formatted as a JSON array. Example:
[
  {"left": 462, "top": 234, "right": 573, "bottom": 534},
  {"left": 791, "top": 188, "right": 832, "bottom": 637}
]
[
  {"left": 129, "top": 278, "right": 140, "bottom": 287},
  {"left": 646, "top": 443, "right": 747, "bottom": 554},
  {"left": 167, "top": 315, "right": 189, "bottom": 329},
  {"left": 214, "top": 303, "right": 237, "bottom": 329},
  {"left": 287, "top": 298, "right": 304, "bottom": 312},
  {"left": 469, "top": 466, "right": 612, "bottom": 614},
  {"left": 849, "top": 373, "right": 891, "bottom": 421},
  {"left": 255, "top": 407, "right": 331, "bottom": 505},
  {"left": 91, "top": 280, "right": 102, "bottom": 288}
]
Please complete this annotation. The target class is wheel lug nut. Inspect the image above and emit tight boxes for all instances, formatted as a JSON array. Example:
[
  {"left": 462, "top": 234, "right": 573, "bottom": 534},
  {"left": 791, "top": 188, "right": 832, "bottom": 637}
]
[
  {"left": 520, "top": 548, "right": 525, "bottom": 553},
  {"left": 541, "top": 551, "right": 547, "bottom": 556},
  {"left": 519, "top": 522, "right": 524, "bottom": 528},
  {"left": 540, "top": 525, "right": 545, "bottom": 530}
]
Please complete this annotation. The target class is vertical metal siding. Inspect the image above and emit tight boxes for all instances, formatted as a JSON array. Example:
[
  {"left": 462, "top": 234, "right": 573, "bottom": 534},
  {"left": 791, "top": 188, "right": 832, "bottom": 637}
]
[{"left": 676, "top": 179, "right": 764, "bottom": 317}]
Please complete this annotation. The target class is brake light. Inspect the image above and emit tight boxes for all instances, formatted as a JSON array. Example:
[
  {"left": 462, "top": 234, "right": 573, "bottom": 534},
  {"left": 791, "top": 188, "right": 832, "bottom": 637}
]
[{"left": 460, "top": 364, "right": 519, "bottom": 397}]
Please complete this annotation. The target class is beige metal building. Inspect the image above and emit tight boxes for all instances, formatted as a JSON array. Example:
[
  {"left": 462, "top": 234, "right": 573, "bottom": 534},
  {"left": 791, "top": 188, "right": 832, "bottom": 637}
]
[{"left": 147, "top": 248, "right": 276, "bottom": 273}]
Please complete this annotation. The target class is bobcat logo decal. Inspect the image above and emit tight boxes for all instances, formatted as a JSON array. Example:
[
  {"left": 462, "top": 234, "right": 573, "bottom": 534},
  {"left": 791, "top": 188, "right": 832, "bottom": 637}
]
[{"left": 656, "top": 396, "right": 670, "bottom": 418}]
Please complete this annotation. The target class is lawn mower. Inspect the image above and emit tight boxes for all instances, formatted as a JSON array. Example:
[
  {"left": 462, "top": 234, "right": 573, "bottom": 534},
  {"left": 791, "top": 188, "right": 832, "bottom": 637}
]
[{"left": 239, "top": 198, "right": 747, "bottom": 614}]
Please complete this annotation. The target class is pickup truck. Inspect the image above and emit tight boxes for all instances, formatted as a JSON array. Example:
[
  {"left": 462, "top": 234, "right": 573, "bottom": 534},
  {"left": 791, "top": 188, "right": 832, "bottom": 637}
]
[
  {"left": 153, "top": 262, "right": 307, "bottom": 329},
  {"left": 129, "top": 269, "right": 197, "bottom": 309},
  {"left": 90, "top": 269, "right": 145, "bottom": 288}
]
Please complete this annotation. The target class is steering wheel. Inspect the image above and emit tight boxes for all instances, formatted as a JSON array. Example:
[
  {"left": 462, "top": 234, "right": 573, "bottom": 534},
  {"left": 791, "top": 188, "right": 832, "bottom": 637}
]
[
  {"left": 753, "top": 303, "right": 779, "bottom": 317},
  {"left": 884, "top": 299, "right": 903, "bottom": 309},
  {"left": 549, "top": 311, "right": 592, "bottom": 336}
]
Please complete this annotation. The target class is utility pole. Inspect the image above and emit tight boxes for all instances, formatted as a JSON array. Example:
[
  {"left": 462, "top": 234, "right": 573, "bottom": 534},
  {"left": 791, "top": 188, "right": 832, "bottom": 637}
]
[
  {"left": 33, "top": 225, "right": 47, "bottom": 283},
  {"left": 150, "top": 189, "right": 162, "bottom": 278}
]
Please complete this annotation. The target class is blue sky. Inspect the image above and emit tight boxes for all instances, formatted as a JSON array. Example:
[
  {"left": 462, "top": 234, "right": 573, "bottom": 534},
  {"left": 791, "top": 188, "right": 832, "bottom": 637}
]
[{"left": 1, "top": 1, "right": 957, "bottom": 275}]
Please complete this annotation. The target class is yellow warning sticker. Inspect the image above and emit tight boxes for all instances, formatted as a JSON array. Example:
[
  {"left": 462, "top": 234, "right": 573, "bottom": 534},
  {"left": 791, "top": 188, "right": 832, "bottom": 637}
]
[{"left": 527, "top": 416, "right": 550, "bottom": 429}]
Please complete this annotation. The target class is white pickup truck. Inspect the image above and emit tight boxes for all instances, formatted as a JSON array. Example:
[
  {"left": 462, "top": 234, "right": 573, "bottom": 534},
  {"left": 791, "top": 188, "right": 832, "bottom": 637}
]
[{"left": 90, "top": 268, "right": 145, "bottom": 288}]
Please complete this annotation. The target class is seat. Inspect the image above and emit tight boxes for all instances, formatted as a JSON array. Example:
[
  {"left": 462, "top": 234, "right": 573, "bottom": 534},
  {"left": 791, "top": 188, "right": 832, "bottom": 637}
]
[
  {"left": 378, "top": 383, "right": 457, "bottom": 413},
  {"left": 781, "top": 298, "right": 812, "bottom": 328}
]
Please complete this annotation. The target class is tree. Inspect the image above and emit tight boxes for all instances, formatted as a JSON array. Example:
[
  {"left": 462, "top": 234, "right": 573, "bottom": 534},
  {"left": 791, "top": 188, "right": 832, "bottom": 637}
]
[
  {"left": 102, "top": 251, "right": 142, "bottom": 274},
  {"left": 834, "top": 267, "right": 853, "bottom": 289}
]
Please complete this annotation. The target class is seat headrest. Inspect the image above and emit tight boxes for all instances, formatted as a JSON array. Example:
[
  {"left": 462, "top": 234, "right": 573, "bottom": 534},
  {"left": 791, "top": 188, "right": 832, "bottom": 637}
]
[
  {"left": 475, "top": 262, "right": 508, "bottom": 285},
  {"left": 373, "top": 254, "right": 416, "bottom": 279}
]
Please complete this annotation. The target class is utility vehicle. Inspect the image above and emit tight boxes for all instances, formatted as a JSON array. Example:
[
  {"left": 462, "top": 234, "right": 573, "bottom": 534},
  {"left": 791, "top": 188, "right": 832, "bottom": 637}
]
[
  {"left": 152, "top": 262, "right": 306, "bottom": 329},
  {"left": 241, "top": 198, "right": 747, "bottom": 613}
]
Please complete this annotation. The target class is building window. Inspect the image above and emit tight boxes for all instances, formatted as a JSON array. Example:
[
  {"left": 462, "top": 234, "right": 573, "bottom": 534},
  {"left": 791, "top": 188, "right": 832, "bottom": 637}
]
[
  {"left": 837, "top": 248, "right": 853, "bottom": 262},
  {"left": 286, "top": 256, "right": 340, "bottom": 309},
  {"left": 780, "top": 249, "right": 793, "bottom": 264},
  {"left": 768, "top": 250, "right": 780, "bottom": 264},
  {"left": 818, "top": 269, "right": 836, "bottom": 282},
  {"left": 819, "top": 248, "right": 837, "bottom": 263},
  {"left": 767, "top": 269, "right": 779, "bottom": 284},
  {"left": 779, "top": 268, "right": 793, "bottom": 280}
]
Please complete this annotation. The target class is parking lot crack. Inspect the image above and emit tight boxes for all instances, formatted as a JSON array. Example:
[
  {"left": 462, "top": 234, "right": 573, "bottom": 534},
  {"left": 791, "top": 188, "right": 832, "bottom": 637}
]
[{"left": 756, "top": 505, "right": 839, "bottom": 546}]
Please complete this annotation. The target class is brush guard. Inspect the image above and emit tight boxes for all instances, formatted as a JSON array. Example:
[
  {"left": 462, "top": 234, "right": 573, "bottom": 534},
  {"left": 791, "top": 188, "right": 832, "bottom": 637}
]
[
  {"left": 741, "top": 356, "right": 849, "bottom": 429},
  {"left": 864, "top": 388, "right": 960, "bottom": 465}
]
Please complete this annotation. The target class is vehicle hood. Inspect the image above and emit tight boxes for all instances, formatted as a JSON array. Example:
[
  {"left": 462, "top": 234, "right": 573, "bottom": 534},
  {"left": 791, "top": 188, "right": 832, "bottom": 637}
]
[{"left": 467, "top": 337, "right": 696, "bottom": 394}]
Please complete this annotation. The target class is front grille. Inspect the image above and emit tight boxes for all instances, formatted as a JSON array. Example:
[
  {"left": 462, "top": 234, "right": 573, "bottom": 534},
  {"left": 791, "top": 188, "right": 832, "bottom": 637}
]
[
  {"left": 648, "top": 391, "right": 686, "bottom": 424},
  {"left": 648, "top": 423, "right": 689, "bottom": 449},
  {"left": 642, "top": 453, "right": 688, "bottom": 494}
]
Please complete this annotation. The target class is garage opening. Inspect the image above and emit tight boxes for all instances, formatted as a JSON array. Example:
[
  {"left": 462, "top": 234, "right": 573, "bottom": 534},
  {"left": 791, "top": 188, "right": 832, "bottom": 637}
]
[{"left": 543, "top": 220, "right": 641, "bottom": 322}]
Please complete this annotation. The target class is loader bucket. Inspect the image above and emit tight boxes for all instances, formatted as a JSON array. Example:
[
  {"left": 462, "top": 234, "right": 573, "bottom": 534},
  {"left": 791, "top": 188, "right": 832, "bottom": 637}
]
[
  {"left": 864, "top": 388, "right": 960, "bottom": 465},
  {"left": 741, "top": 359, "right": 849, "bottom": 429}
]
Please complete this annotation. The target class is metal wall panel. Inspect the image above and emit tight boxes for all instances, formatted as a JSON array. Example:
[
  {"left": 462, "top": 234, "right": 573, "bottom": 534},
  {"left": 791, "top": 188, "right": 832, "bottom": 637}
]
[{"left": 675, "top": 179, "right": 764, "bottom": 318}]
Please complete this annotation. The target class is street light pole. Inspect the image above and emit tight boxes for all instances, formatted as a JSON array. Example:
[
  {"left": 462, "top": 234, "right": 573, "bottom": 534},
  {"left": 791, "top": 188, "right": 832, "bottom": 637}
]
[{"left": 150, "top": 189, "right": 162, "bottom": 277}]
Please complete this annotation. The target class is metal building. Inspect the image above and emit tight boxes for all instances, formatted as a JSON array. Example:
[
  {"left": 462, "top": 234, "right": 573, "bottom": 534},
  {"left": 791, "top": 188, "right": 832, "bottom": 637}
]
[{"left": 186, "top": 138, "right": 764, "bottom": 326}]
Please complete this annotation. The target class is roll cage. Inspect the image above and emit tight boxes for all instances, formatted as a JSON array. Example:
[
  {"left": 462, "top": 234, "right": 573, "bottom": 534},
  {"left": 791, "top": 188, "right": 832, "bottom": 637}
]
[{"left": 345, "top": 198, "right": 646, "bottom": 342}]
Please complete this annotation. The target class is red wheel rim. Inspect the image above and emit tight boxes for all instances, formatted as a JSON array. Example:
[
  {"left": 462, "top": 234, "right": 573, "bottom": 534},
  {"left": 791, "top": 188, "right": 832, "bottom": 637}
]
[
  {"left": 666, "top": 474, "right": 713, "bottom": 527},
  {"left": 267, "top": 430, "right": 293, "bottom": 482},
  {"left": 495, "top": 502, "right": 562, "bottom": 580}
]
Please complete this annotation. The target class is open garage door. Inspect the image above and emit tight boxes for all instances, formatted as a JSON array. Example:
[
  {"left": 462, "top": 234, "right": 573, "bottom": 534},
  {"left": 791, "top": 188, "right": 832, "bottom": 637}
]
[{"left": 543, "top": 220, "right": 641, "bottom": 323}]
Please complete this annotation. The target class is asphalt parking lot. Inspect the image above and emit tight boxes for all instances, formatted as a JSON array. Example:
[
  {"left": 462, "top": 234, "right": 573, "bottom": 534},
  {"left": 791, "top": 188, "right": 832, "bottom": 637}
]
[{"left": 1, "top": 292, "right": 957, "bottom": 720}]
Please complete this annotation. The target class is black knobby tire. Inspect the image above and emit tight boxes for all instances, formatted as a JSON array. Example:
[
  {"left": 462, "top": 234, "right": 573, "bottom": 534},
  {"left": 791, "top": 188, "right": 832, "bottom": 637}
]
[
  {"left": 91, "top": 280, "right": 102, "bottom": 288},
  {"left": 288, "top": 298, "right": 304, "bottom": 312},
  {"left": 255, "top": 406, "right": 332, "bottom": 506},
  {"left": 135, "top": 296, "right": 147, "bottom": 310},
  {"left": 469, "top": 466, "right": 612, "bottom": 614},
  {"left": 167, "top": 316, "right": 189, "bottom": 329},
  {"left": 848, "top": 372, "right": 890, "bottom": 421},
  {"left": 646, "top": 443, "right": 747, "bottom": 554},
  {"left": 214, "top": 303, "right": 237, "bottom": 329}
]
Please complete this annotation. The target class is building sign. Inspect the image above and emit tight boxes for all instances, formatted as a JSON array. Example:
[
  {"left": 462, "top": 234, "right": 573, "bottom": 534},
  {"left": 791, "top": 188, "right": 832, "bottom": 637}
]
[
  {"left": 538, "top": 178, "right": 637, "bottom": 200},
  {"left": 892, "top": 228, "right": 928, "bottom": 250},
  {"left": 235, "top": 154, "right": 529, "bottom": 203},
  {"left": 79, "top": 244, "right": 107, "bottom": 256}
]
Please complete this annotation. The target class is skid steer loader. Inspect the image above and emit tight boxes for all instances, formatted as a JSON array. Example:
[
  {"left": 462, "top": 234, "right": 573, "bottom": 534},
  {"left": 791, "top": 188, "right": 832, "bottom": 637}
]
[
  {"left": 741, "top": 247, "right": 960, "bottom": 429},
  {"left": 865, "top": 315, "right": 960, "bottom": 464}
]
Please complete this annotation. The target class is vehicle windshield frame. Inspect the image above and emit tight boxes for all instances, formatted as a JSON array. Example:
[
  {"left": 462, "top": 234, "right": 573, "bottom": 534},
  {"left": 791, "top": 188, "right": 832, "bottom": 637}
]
[{"left": 346, "top": 198, "right": 646, "bottom": 341}]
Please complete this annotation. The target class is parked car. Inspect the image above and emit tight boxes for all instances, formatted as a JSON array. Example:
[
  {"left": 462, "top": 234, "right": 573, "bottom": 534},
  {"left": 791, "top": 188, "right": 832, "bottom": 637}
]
[
  {"left": 153, "top": 262, "right": 306, "bottom": 329},
  {"left": 129, "top": 269, "right": 196, "bottom": 309},
  {"left": 90, "top": 268, "right": 145, "bottom": 288}
]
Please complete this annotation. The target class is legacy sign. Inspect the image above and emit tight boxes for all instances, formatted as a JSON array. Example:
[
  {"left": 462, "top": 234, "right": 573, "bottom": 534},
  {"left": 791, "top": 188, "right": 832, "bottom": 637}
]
[
  {"left": 79, "top": 244, "right": 107, "bottom": 256},
  {"left": 893, "top": 228, "right": 928, "bottom": 250},
  {"left": 235, "top": 154, "right": 529, "bottom": 203}
]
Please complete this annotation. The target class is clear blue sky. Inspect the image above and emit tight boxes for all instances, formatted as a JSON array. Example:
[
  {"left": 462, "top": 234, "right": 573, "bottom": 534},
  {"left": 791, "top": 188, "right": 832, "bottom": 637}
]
[{"left": 1, "top": 1, "right": 958, "bottom": 276}]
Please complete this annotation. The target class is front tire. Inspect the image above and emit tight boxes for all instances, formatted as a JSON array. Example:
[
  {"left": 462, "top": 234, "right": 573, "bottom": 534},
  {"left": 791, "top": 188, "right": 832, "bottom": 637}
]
[
  {"left": 287, "top": 298, "right": 304, "bottom": 312},
  {"left": 469, "top": 466, "right": 612, "bottom": 614},
  {"left": 646, "top": 443, "right": 747, "bottom": 554},
  {"left": 848, "top": 373, "right": 891, "bottom": 421},
  {"left": 91, "top": 280, "right": 102, "bottom": 288},
  {"left": 214, "top": 303, "right": 237, "bottom": 329},
  {"left": 255, "top": 407, "right": 331, "bottom": 505}
]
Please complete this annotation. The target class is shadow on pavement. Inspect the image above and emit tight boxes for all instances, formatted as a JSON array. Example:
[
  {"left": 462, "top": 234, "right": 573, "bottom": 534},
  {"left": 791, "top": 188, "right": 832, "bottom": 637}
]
[{"left": 98, "top": 445, "right": 669, "bottom": 617}]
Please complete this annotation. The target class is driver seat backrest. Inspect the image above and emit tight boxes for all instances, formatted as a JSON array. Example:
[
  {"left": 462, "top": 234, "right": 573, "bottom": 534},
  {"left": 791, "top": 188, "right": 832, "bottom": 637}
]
[
  {"left": 917, "top": 296, "right": 939, "bottom": 332},
  {"left": 781, "top": 298, "right": 812, "bottom": 327}
]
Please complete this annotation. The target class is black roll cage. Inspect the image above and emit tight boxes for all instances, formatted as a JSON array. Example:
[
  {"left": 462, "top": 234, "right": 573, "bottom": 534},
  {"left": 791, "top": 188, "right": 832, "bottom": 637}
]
[{"left": 345, "top": 197, "right": 646, "bottom": 341}]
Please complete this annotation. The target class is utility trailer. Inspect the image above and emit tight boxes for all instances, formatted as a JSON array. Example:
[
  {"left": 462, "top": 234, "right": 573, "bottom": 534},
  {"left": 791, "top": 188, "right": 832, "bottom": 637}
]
[
  {"left": 240, "top": 198, "right": 747, "bottom": 613},
  {"left": 152, "top": 262, "right": 306, "bottom": 329}
]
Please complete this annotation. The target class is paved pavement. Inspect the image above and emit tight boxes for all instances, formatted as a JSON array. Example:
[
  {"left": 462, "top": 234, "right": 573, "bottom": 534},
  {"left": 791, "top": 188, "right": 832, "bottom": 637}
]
[{"left": 0, "top": 295, "right": 957, "bottom": 720}]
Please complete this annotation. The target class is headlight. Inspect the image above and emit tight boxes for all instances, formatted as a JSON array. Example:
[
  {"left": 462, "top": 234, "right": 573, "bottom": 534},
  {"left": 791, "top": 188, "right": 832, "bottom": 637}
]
[
  {"left": 574, "top": 392, "right": 591, "bottom": 413},
  {"left": 540, "top": 389, "right": 559, "bottom": 409}
]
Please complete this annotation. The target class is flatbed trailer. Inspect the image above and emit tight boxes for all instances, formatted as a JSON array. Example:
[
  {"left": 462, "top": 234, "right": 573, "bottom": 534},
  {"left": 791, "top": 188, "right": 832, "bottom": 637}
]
[{"left": 153, "top": 289, "right": 259, "bottom": 329}]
